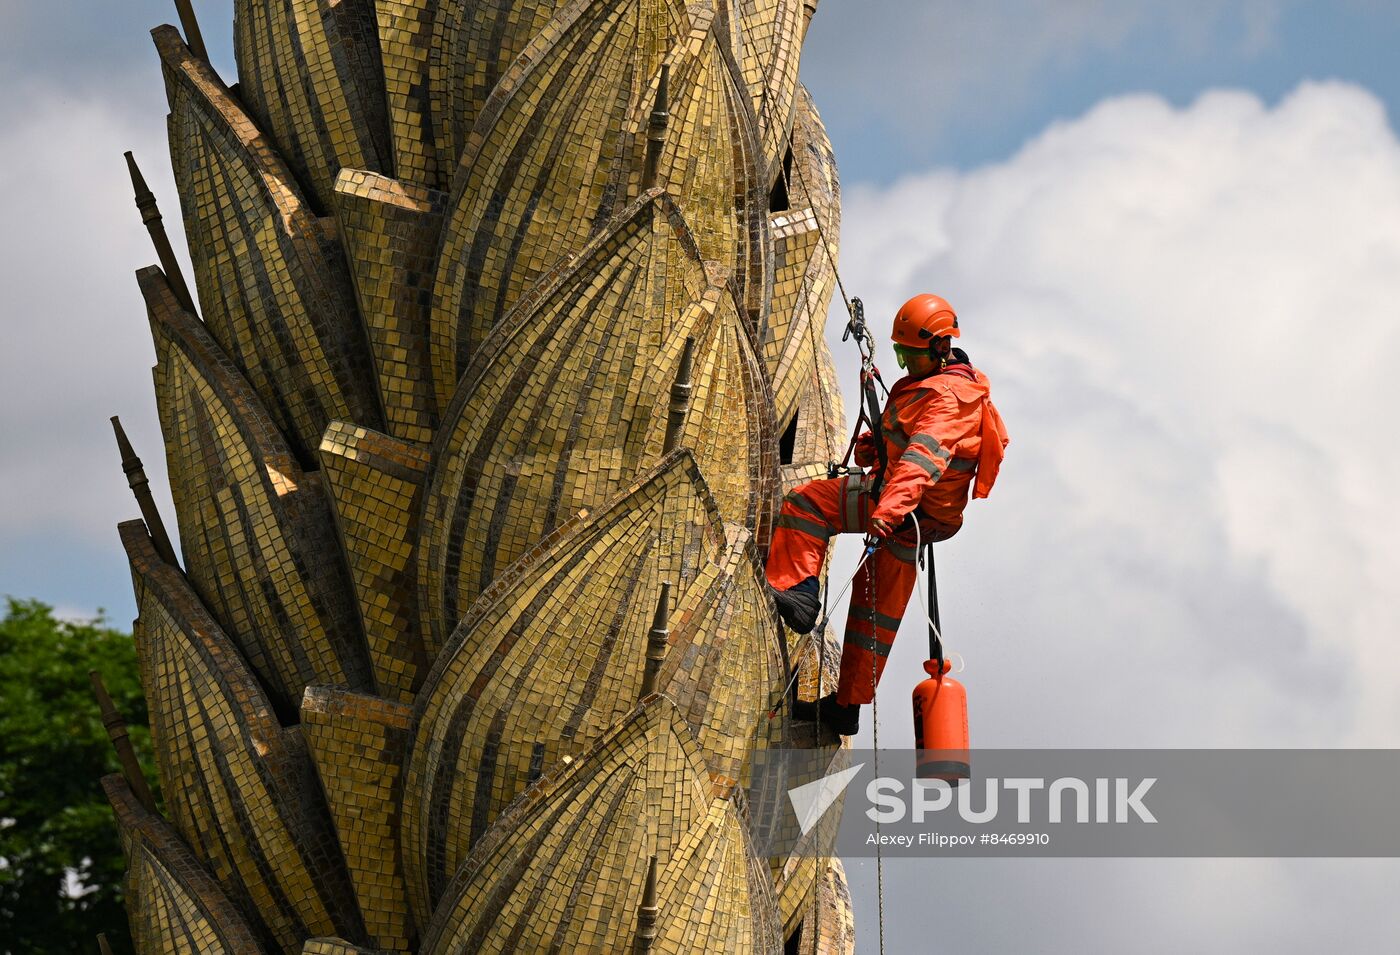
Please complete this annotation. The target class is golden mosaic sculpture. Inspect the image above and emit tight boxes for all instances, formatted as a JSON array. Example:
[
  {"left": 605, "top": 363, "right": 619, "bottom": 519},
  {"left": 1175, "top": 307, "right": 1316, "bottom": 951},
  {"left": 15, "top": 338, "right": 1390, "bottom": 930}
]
[{"left": 103, "top": 0, "right": 854, "bottom": 951}]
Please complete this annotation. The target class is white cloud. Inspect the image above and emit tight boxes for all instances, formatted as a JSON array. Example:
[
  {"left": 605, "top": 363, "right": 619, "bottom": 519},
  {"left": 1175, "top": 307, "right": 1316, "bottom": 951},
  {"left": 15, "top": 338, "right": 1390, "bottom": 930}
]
[
  {"left": 823, "top": 80, "right": 1400, "bottom": 749},
  {"left": 823, "top": 82, "right": 1400, "bottom": 952},
  {"left": 0, "top": 89, "right": 182, "bottom": 614}
]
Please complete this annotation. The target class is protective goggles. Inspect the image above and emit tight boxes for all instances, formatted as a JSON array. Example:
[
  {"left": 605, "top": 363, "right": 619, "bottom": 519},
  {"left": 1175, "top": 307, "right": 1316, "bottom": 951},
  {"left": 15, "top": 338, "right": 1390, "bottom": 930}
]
[{"left": 892, "top": 343, "right": 929, "bottom": 369}]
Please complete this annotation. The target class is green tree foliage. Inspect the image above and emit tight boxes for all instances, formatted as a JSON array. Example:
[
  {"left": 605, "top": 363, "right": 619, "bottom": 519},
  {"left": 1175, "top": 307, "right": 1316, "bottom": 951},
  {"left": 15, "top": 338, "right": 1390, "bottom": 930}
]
[{"left": 0, "top": 598, "right": 154, "bottom": 955}]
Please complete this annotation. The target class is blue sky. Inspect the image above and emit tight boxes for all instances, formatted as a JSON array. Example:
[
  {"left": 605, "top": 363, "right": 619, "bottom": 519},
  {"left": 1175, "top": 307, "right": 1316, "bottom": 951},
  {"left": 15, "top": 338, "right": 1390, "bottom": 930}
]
[
  {"left": 805, "top": 1, "right": 1400, "bottom": 178},
  {"left": 4, "top": 2, "right": 1400, "bottom": 950}
]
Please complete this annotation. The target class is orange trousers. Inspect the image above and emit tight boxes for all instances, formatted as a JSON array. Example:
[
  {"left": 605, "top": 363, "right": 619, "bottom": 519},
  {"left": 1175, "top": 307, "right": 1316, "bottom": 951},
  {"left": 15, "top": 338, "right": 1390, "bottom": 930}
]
[{"left": 767, "top": 475, "right": 958, "bottom": 705}]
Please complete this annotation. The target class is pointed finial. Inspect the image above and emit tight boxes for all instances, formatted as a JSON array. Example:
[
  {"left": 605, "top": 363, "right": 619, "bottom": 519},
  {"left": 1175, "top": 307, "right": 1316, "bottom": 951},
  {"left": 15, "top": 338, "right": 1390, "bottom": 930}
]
[
  {"left": 661, "top": 336, "right": 694, "bottom": 454},
  {"left": 172, "top": 0, "right": 210, "bottom": 63},
  {"left": 90, "top": 671, "right": 158, "bottom": 814},
  {"left": 640, "top": 583, "right": 672, "bottom": 699},
  {"left": 635, "top": 854, "right": 660, "bottom": 951},
  {"left": 641, "top": 65, "right": 670, "bottom": 191},
  {"left": 97, "top": 934, "right": 116, "bottom": 955},
  {"left": 125, "top": 151, "right": 197, "bottom": 314},
  {"left": 111, "top": 416, "right": 180, "bottom": 567}
]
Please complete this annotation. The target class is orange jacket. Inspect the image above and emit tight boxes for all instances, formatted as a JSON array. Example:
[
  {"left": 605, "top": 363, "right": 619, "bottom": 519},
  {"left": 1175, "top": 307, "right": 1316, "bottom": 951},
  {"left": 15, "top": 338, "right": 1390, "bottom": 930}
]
[{"left": 854, "top": 362, "right": 1009, "bottom": 528}]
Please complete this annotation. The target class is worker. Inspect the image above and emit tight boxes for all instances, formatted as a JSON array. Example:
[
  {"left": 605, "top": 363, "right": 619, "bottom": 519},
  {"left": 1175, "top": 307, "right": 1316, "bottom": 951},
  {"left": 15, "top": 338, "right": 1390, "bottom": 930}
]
[{"left": 768, "top": 293, "right": 1009, "bottom": 735}]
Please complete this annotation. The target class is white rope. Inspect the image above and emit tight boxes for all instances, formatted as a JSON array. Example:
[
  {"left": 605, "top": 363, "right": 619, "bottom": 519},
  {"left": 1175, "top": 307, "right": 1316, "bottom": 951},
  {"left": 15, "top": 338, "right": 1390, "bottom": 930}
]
[{"left": 911, "top": 518, "right": 949, "bottom": 658}]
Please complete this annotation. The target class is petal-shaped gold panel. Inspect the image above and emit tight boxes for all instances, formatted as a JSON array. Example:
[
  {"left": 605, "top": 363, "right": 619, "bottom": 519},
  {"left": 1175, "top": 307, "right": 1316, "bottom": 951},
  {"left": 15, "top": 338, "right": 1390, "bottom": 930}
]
[
  {"left": 774, "top": 741, "right": 848, "bottom": 939},
  {"left": 653, "top": 801, "right": 784, "bottom": 953},
  {"left": 301, "top": 687, "right": 415, "bottom": 952},
  {"left": 374, "top": 0, "right": 572, "bottom": 192},
  {"left": 103, "top": 775, "right": 268, "bottom": 955},
  {"left": 232, "top": 0, "right": 389, "bottom": 210},
  {"left": 792, "top": 859, "right": 856, "bottom": 955},
  {"left": 319, "top": 421, "right": 430, "bottom": 704},
  {"left": 441, "top": 0, "right": 572, "bottom": 188},
  {"left": 780, "top": 336, "right": 848, "bottom": 495},
  {"left": 418, "top": 192, "right": 775, "bottom": 649},
  {"left": 765, "top": 87, "right": 841, "bottom": 432},
  {"left": 333, "top": 170, "right": 447, "bottom": 445},
  {"left": 657, "top": 13, "right": 767, "bottom": 315},
  {"left": 143, "top": 268, "right": 370, "bottom": 713},
  {"left": 143, "top": 267, "right": 372, "bottom": 705},
  {"left": 121, "top": 520, "right": 365, "bottom": 953},
  {"left": 428, "top": 0, "right": 699, "bottom": 403},
  {"left": 652, "top": 523, "right": 786, "bottom": 789},
  {"left": 156, "top": 26, "right": 382, "bottom": 463},
  {"left": 786, "top": 85, "right": 840, "bottom": 237},
  {"left": 766, "top": 208, "right": 826, "bottom": 427},
  {"left": 725, "top": 0, "right": 807, "bottom": 179},
  {"left": 419, "top": 697, "right": 780, "bottom": 954},
  {"left": 372, "top": 0, "right": 444, "bottom": 190},
  {"left": 403, "top": 452, "right": 782, "bottom": 917}
]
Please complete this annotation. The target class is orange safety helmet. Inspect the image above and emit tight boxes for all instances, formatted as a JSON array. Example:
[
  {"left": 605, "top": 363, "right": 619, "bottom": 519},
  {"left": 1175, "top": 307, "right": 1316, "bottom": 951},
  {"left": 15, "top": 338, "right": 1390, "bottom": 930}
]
[{"left": 891, "top": 293, "right": 959, "bottom": 348}]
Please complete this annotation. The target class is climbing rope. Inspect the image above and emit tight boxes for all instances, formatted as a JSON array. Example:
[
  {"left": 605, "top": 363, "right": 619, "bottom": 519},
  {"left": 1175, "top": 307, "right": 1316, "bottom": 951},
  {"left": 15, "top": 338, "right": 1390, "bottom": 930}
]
[
  {"left": 778, "top": 126, "right": 896, "bottom": 954},
  {"left": 866, "top": 526, "right": 888, "bottom": 955}
]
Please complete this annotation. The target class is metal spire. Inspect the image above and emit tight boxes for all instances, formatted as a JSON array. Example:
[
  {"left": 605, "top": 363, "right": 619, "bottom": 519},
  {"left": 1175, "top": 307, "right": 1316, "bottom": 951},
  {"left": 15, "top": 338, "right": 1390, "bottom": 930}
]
[
  {"left": 111, "top": 416, "right": 180, "bottom": 567},
  {"left": 661, "top": 337, "right": 694, "bottom": 454},
  {"left": 125, "top": 151, "right": 197, "bottom": 314},
  {"left": 90, "top": 671, "right": 158, "bottom": 813},
  {"left": 640, "top": 583, "right": 671, "bottom": 699},
  {"left": 641, "top": 65, "right": 670, "bottom": 191},
  {"left": 172, "top": 0, "right": 210, "bottom": 63},
  {"left": 635, "top": 854, "right": 660, "bottom": 951}
]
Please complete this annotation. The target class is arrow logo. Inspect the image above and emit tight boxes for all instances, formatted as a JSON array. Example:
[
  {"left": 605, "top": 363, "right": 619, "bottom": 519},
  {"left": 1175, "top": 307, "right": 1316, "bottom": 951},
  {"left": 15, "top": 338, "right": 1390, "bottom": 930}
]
[{"left": 787, "top": 762, "right": 865, "bottom": 835}]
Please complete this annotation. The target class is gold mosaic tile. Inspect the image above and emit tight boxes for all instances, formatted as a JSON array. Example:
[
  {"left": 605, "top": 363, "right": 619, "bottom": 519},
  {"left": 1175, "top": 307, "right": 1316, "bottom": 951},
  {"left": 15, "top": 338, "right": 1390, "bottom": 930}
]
[
  {"left": 725, "top": 0, "right": 807, "bottom": 179},
  {"left": 142, "top": 268, "right": 371, "bottom": 713},
  {"left": 332, "top": 170, "right": 446, "bottom": 445},
  {"left": 774, "top": 738, "right": 847, "bottom": 937},
  {"left": 374, "top": 0, "right": 573, "bottom": 191},
  {"left": 402, "top": 451, "right": 783, "bottom": 919},
  {"left": 427, "top": 0, "right": 569, "bottom": 182},
  {"left": 418, "top": 192, "right": 776, "bottom": 651},
  {"left": 301, "top": 940, "right": 386, "bottom": 955},
  {"left": 785, "top": 85, "right": 841, "bottom": 236},
  {"left": 764, "top": 86, "right": 841, "bottom": 434},
  {"left": 372, "top": 0, "right": 444, "bottom": 190},
  {"left": 793, "top": 859, "right": 856, "bottom": 955},
  {"left": 103, "top": 775, "right": 266, "bottom": 955},
  {"left": 653, "top": 800, "right": 784, "bottom": 953},
  {"left": 232, "top": 0, "right": 389, "bottom": 210},
  {"left": 656, "top": 9, "right": 766, "bottom": 313},
  {"left": 780, "top": 335, "right": 848, "bottom": 496},
  {"left": 318, "top": 421, "right": 430, "bottom": 704},
  {"left": 120, "top": 520, "right": 365, "bottom": 953},
  {"left": 418, "top": 697, "right": 781, "bottom": 954},
  {"left": 155, "top": 26, "right": 383, "bottom": 461},
  {"left": 428, "top": 0, "right": 713, "bottom": 404},
  {"left": 301, "top": 687, "right": 414, "bottom": 952}
]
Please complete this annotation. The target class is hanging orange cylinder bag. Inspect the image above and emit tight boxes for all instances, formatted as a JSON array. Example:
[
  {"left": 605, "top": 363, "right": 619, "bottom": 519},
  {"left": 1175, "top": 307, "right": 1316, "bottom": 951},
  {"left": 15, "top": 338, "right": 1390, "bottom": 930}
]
[{"left": 913, "top": 658, "right": 969, "bottom": 780}]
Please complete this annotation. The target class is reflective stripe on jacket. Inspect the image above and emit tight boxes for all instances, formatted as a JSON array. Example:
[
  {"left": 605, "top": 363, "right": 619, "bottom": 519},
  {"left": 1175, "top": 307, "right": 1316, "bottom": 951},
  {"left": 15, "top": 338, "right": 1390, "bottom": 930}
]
[{"left": 853, "top": 362, "right": 1008, "bottom": 527}]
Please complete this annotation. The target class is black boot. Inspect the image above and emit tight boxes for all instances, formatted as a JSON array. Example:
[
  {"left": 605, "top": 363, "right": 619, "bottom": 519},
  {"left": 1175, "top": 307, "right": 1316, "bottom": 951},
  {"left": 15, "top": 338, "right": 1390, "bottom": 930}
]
[
  {"left": 791, "top": 692, "right": 861, "bottom": 736},
  {"left": 771, "top": 576, "right": 821, "bottom": 634}
]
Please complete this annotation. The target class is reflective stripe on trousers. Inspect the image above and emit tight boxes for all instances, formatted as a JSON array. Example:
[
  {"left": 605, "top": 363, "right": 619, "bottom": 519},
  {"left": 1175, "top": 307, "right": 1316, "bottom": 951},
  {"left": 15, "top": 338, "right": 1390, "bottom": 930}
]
[{"left": 765, "top": 475, "right": 959, "bottom": 706}]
